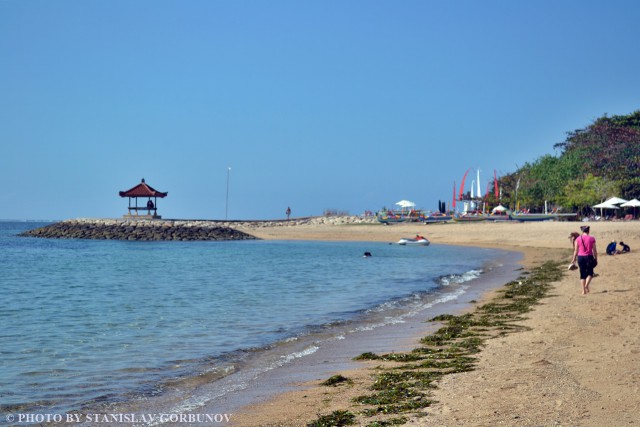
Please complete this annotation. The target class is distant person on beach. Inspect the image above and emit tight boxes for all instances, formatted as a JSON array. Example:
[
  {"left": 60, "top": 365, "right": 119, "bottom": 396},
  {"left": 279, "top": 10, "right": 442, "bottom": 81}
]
[
  {"left": 618, "top": 241, "right": 631, "bottom": 253},
  {"left": 606, "top": 241, "right": 617, "bottom": 255},
  {"left": 286, "top": 206, "right": 291, "bottom": 220},
  {"left": 571, "top": 225, "right": 598, "bottom": 295}
]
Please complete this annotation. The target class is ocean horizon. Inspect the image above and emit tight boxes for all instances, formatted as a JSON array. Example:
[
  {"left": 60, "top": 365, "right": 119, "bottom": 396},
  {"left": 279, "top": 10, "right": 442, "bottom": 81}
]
[{"left": 0, "top": 221, "right": 521, "bottom": 425}]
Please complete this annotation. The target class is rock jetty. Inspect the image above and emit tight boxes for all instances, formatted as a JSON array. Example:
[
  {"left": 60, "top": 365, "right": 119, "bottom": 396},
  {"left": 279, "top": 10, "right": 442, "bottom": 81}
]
[
  {"left": 232, "top": 215, "right": 377, "bottom": 230},
  {"left": 19, "top": 218, "right": 258, "bottom": 241},
  {"left": 18, "top": 216, "right": 377, "bottom": 241}
]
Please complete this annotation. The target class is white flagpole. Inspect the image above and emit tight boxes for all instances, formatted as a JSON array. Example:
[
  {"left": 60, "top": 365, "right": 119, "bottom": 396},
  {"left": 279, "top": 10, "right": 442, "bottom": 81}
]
[{"left": 225, "top": 167, "right": 231, "bottom": 220}]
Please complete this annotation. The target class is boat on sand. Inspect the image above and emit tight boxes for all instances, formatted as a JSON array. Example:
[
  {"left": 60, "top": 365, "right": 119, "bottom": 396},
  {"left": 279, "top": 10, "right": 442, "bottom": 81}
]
[
  {"left": 377, "top": 209, "right": 426, "bottom": 224},
  {"left": 423, "top": 212, "right": 453, "bottom": 224},
  {"left": 510, "top": 212, "right": 577, "bottom": 222},
  {"left": 485, "top": 212, "right": 512, "bottom": 222},
  {"left": 452, "top": 213, "right": 487, "bottom": 223}
]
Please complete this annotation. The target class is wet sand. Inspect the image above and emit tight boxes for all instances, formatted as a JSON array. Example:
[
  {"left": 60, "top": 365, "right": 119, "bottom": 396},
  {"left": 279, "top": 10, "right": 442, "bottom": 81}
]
[{"left": 224, "top": 220, "right": 640, "bottom": 426}]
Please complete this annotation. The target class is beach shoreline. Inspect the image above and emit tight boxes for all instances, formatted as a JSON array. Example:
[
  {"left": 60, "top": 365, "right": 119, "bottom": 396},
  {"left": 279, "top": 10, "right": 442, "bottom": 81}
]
[
  {"left": 223, "top": 220, "right": 639, "bottom": 426},
  {"left": 59, "top": 239, "right": 523, "bottom": 427},
  {"left": 188, "top": 244, "right": 525, "bottom": 426}
]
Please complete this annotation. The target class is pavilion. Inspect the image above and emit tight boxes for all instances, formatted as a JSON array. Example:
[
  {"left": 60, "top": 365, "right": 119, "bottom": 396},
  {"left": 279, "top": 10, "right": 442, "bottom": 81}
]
[{"left": 119, "top": 178, "right": 168, "bottom": 219}]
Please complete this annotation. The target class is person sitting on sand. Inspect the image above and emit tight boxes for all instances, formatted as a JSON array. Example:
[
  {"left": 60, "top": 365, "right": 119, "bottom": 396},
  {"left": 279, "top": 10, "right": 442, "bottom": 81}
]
[
  {"left": 606, "top": 241, "right": 617, "bottom": 255},
  {"left": 618, "top": 241, "right": 631, "bottom": 253}
]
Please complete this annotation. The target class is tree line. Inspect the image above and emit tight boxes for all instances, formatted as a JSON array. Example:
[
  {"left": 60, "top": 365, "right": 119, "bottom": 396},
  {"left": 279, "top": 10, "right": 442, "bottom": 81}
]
[{"left": 489, "top": 110, "right": 640, "bottom": 215}]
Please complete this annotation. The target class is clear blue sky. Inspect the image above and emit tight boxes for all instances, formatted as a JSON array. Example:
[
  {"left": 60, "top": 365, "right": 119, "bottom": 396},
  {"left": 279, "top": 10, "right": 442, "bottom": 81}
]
[{"left": 2, "top": 0, "right": 639, "bottom": 220}]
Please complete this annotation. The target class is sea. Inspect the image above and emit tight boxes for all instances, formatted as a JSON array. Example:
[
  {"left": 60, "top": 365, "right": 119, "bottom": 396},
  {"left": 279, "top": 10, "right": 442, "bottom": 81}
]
[{"left": 0, "top": 221, "right": 522, "bottom": 426}]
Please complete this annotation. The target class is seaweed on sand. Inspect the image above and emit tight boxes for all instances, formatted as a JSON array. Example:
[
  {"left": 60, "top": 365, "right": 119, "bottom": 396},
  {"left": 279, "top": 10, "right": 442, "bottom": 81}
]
[
  {"left": 307, "top": 261, "right": 564, "bottom": 426},
  {"left": 307, "top": 410, "right": 356, "bottom": 426},
  {"left": 321, "top": 374, "right": 353, "bottom": 387}
]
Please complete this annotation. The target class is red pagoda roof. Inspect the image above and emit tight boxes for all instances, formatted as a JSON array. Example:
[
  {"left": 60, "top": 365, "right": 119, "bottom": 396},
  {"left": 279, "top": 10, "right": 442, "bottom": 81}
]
[{"left": 119, "top": 179, "right": 168, "bottom": 198}]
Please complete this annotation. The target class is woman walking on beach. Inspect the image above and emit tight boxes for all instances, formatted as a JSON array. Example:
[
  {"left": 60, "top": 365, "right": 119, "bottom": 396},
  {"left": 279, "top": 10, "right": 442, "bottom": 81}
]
[{"left": 571, "top": 225, "right": 598, "bottom": 295}]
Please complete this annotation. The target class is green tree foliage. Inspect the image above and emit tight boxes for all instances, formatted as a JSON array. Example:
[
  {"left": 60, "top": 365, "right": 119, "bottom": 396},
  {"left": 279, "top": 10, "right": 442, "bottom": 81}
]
[
  {"left": 497, "top": 110, "right": 639, "bottom": 213},
  {"left": 560, "top": 174, "right": 620, "bottom": 215},
  {"left": 555, "top": 111, "right": 640, "bottom": 197},
  {"left": 494, "top": 172, "right": 518, "bottom": 210},
  {"left": 517, "top": 155, "right": 572, "bottom": 208}
]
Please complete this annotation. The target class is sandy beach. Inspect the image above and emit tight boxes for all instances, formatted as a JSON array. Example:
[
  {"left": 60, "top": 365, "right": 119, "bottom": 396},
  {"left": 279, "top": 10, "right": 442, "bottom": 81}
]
[{"left": 226, "top": 220, "right": 640, "bottom": 426}]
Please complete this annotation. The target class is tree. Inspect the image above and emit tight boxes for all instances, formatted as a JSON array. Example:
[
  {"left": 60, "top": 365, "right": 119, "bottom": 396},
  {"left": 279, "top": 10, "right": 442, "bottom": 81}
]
[
  {"left": 555, "top": 111, "right": 640, "bottom": 198},
  {"left": 488, "top": 110, "right": 639, "bottom": 214},
  {"left": 505, "top": 154, "right": 579, "bottom": 211},
  {"left": 560, "top": 174, "right": 620, "bottom": 216}
]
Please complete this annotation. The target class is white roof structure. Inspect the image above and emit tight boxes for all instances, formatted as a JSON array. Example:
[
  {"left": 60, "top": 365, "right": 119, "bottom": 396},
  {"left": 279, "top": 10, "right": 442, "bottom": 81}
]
[
  {"left": 604, "top": 197, "right": 628, "bottom": 205},
  {"left": 620, "top": 198, "right": 640, "bottom": 207},
  {"left": 593, "top": 201, "right": 620, "bottom": 209}
]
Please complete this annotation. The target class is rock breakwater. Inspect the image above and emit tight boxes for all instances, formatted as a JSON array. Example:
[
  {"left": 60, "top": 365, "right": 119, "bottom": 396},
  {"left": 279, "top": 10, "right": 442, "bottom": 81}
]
[
  {"left": 230, "top": 215, "right": 377, "bottom": 229},
  {"left": 19, "top": 216, "right": 377, "bottom": 241},
  {"left": 20, "top": 219, "right": 258, "bottom": 241}
]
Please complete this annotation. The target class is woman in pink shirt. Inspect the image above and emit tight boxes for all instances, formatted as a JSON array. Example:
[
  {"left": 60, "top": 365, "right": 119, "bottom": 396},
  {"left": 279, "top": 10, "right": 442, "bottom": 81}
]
[{"left": 571, "top": 225, "right": 598, "bottom": 295}]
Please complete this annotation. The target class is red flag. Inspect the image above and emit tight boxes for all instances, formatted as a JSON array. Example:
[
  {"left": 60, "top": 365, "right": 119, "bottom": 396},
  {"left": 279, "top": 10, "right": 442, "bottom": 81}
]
[
  {"left": 459, "top": 168, "right": 471, "bottom": 200},
  {"left": 452, "top": 181, "right": 457, "bottom": 208}
]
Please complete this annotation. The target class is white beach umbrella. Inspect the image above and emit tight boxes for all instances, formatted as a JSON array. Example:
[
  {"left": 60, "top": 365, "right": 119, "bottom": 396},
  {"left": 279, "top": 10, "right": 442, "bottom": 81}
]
[
  {"left": 620, "top": 198, "right": 640, "bottom": 207},
  {"left": 620, "top": 198, "right": 640, "bottom": 218},
  {"left": 593, "top": 201, "right": 620, "bottom": 209},
  {"left": 593, "top": 201, "right": 620, "bottom": 218},
  {"left": 395, "top": 200, "right": 416, "bottom": 208},
  {"left": 604, "top": 196, "right": 628, "bottom": 205},
  {"left": 492, "top": 204, "right": 507, "bottom": 213}
]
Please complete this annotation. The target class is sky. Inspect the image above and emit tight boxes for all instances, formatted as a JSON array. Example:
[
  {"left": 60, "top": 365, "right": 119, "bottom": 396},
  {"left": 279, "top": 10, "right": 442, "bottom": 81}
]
[{"left": 1, "top": 0, "right": 640, "bottom": 220}]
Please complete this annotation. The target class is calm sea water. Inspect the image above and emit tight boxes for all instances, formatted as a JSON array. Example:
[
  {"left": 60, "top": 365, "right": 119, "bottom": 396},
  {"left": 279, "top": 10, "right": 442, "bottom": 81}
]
[{"left": 0, "top": 221, "right": 517, "bottom": 423}]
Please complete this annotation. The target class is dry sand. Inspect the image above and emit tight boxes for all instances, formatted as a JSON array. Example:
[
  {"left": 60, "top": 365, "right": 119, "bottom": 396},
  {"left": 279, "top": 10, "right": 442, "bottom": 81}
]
[{"left": 227, "top": 220, "right": 640, "bottom": 426}]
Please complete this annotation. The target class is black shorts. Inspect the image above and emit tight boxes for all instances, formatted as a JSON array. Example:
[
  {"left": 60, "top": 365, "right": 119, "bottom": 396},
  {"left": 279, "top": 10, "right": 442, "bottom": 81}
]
[{"left": 577, "top": 255, "right": 595, "bottom": 279}]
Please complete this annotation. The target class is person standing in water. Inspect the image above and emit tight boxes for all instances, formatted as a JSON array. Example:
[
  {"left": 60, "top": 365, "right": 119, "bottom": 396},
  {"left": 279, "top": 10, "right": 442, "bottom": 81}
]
[{"left": 571, "top": 225, "right": 598, "bottom": 295}]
